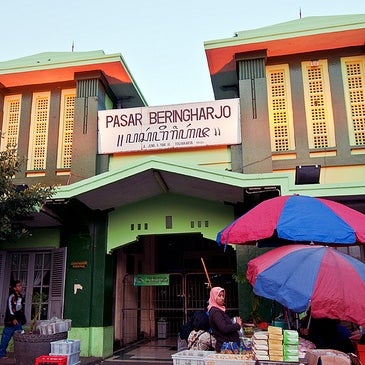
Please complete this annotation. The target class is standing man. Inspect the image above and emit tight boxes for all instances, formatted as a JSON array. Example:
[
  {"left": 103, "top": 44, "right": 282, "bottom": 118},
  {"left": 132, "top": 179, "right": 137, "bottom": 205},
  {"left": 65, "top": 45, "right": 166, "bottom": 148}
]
[{"left": 0, "top": 280, "right": 26, "bottom": 359}]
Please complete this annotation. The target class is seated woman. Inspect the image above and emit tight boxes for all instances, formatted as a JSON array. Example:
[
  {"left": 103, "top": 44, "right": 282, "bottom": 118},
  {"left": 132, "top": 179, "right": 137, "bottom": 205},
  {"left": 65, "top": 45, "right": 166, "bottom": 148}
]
[
  {"left": 208, "top": 286, "right": 242, "bottom": 353},
  {"left": 300, "top": 312, "right": 355, "bottom": 353},
  {"left": 188, "top": 311, "right": 216, "bottom": 351}
]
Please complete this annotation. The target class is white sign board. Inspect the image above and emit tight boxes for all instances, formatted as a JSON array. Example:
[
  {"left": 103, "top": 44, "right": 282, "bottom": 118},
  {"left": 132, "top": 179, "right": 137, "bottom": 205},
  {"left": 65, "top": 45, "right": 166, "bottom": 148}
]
[{"left": 98, "top": 99, "right": 241, "bottom": 154}]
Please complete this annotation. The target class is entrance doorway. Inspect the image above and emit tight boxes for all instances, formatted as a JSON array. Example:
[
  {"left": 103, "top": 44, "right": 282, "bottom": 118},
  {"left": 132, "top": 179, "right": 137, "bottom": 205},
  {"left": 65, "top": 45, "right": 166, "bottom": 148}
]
[
  {"left": 115, "top": 233, "right": 238, "bottom": 347},
  {"left": 121, "top": 272, "right": 238, "bottom": 340}
]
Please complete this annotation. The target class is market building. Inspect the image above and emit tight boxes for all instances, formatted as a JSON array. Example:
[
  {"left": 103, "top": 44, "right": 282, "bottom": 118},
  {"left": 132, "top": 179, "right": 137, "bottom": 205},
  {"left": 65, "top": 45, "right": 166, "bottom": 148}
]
[{"left": 0, "top": 14, "right": 364, "bottom": 358}]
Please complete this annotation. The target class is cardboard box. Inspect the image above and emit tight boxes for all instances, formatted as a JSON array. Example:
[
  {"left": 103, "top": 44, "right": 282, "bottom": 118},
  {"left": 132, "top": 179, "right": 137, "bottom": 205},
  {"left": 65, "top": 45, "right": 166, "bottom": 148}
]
[{"left": 306, "top": 349, "right": 351, "bottom": 365}]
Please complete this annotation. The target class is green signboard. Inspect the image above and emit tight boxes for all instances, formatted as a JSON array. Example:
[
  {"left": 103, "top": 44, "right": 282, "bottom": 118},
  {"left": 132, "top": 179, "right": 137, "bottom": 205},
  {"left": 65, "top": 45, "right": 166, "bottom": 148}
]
[{"left": 134, "top": 274, "right": 170, "bottom": 286}]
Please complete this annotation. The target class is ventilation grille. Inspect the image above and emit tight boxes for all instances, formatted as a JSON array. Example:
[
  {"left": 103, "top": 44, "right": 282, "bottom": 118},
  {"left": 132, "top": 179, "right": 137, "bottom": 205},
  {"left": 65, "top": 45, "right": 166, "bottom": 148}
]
[
  {"left": 345, "top": 60, "right": 365, "bottom": 146},
  {"left": 59, "top": 94, "right": 75, "bottom": 168},
  {"left": 268, "top": 69, "right": 290, "bottom": 151},
  {"left": 2, "top": 96, "right": 21, "bottom": 149},
  {"left": 30, "top": 94, "right": 50, "bottom": 170},
  {"left": 302, "top": 61, "right": 335, "bottom": 150},
  {"left": 77, "top": 79, "right": 98, "bottom": 97},
  {"left": 238, "top": 58, "right": 265, "bottom": 79}
]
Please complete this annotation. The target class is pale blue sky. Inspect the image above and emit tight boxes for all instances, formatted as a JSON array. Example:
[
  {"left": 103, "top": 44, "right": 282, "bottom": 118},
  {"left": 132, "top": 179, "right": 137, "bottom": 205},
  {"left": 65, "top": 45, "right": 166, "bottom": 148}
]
[{"left": 2, "top": 0, "right": 364, "bottom": 106}]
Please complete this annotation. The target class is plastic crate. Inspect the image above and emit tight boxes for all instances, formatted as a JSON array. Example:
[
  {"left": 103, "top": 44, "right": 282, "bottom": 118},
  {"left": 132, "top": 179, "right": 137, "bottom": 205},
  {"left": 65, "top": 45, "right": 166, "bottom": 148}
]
[
  {"left": 171, "top": 350, "right": 215, "bottom": 365},
  {"left": 205, "top": 353, "right": 256, "bottom": 365},
  {"left": 54, "top": 319, "right": 72, "bottom": 333},
  {"left": 51, "top": 340, "right": 81, "bottom": 354},
  {"left": 35, "top": 355, "right": 68, "bottom": 365},
  {"left": 49, "top": 351, "right": 80, "bottom": 365}
]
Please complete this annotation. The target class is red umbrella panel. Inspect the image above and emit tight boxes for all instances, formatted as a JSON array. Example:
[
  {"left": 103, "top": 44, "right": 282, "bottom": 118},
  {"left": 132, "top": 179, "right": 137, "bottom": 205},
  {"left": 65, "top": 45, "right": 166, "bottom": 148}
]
[
  {"left": 246, "top": 244, "right": 365, "bottom": 326},
  {"left": 217, "top": 195, "right": 365, "bottom": 246}
]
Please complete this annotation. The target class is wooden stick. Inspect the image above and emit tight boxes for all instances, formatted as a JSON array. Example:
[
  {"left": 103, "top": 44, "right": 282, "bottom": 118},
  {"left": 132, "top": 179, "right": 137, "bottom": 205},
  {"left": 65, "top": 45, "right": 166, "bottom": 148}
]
[{"left": 201, "top": 257, "right": 212, "bottom": 289}]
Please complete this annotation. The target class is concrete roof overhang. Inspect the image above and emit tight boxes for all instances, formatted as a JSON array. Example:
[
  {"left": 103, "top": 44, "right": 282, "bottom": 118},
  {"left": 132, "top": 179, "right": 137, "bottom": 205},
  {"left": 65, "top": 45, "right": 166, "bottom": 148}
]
[
  {"left": 204, "top": 15, "right": 365, "bottom": 99},
  {"left": 51, "top": 157, "right": 287, "bottom": 212},
  {"left": 0, "top": 51, "right": 146, "bottom": 108},
  {"left": 26, "top": 157, "right": 365, "bottom": 228}
]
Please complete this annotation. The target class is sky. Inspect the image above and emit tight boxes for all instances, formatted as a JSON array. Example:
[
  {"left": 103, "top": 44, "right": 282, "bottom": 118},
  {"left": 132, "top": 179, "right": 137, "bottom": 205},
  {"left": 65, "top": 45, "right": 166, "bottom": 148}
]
[{"left": 1, "top": 0, "right": 364, "bottom": 107}]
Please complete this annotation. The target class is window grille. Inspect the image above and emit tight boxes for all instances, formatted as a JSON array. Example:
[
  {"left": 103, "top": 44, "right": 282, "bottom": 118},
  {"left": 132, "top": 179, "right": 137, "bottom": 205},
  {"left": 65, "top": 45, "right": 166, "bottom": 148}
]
[
  {"left": 28, "top": 92, "right": 50, "bottom": 170},
  {"left": 1, "top": 95, "right": 22, "bottom": 150},
  {"left": 341, "top": 56, "right": 365, "bottom": 146},
  {"left": 57, "top": 90, "right": 76, "bottom": 169},
  {"left": 266, "top": 65, "right": 295, "bottom": 152},
  {"left": 302, "top": 60, "right": 335, "bottom": 149}
]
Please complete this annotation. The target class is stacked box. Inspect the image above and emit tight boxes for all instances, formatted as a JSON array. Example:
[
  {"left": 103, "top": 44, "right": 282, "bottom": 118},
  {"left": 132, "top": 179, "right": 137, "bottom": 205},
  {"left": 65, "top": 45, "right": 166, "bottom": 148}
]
[
  {"left": 171, "top": 350, "right": 215, "bottom": 365},
  {"left": 51, "top": 340, "right": 81, "bottom": 354},
  {"left": 252, "top": 331, "right": 269, "bottom": 361},
  {"left": 283, "top": 330, "right": 299, "bottom": 362},
  {"left": 35, "top": 355, "right": 68, "bottom": 365},
  {"left": 268, "top": 325, "right": 283, "bottom": 361},
  {"left": 49, "top": 352, "right": 80, "bottom": 365},
  {"left": 50, "top": 339, "right": 81, "bottom": 365}
]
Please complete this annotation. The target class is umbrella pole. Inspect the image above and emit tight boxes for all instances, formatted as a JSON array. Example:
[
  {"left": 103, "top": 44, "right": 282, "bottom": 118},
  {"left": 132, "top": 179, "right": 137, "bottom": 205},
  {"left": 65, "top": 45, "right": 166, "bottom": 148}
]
[
  {"left": 284, "top": 307, "right": 291, "bottom": 330},
  {"left": 201, "top": 257, "right": 212, "bottom": 289},
  {"left": 307, "top": 313, "right": 312, "bottom": 330},
  {"left": 295, "top": 313, "right": 299, "bottom": 330}
]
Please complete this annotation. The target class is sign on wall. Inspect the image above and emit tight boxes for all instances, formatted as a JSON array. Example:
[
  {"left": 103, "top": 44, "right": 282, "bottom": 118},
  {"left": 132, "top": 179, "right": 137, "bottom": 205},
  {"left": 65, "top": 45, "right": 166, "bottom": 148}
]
[
  {"left": 98, "top": 99, "right": 241, "bottom": 154},
  {"left": 134, "top": 274, "right": 170, "bottom": 286}
]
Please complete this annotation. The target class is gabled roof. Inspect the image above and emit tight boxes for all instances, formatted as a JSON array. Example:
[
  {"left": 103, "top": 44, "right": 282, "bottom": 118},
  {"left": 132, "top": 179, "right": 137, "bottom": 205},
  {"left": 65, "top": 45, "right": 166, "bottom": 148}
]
[
  {"left": 50, "top": 156, "right": 365, "bottom": 214},
  {"left": 0, "top": 50, "right": 147, "bottom": 107},
  {"left": 52, "top": 157, "right": 291, "bottom": 211},
  {"left": 23, "top": 157, "right": 365, "bottom": 228}
]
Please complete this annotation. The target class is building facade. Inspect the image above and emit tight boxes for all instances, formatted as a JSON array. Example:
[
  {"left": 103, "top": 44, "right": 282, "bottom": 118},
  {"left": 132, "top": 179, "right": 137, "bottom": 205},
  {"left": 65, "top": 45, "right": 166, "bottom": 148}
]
[{"left": 0, "top": 15, "right": 364, "bottom": 358}]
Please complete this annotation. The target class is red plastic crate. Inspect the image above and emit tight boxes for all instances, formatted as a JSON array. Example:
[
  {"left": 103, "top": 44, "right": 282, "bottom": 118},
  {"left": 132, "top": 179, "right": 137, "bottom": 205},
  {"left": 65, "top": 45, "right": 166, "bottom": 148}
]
[
  {"left": 35, "top": 355, "right": 68, "bottom": 365},
  {"left": 356, "top": 343, "right": 365, "bottom": 365}
]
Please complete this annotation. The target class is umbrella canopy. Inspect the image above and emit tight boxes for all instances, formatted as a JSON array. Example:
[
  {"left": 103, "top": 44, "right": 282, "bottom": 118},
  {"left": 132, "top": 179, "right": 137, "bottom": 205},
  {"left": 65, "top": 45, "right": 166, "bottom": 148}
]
[
  {"left": 246, "top": 244, "right": 365, "bottom": 326},
  {"left": 217, "top": 195, "right": 365, "bottom": 245}
]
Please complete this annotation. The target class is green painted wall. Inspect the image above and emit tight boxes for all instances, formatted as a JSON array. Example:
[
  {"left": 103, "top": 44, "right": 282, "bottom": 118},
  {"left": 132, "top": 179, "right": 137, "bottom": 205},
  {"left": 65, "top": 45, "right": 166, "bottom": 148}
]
[
  {"left": 69, "top": 326, "right": 113, "bottom": 357},
  {"left": 109, "top": 146, "right": 232, "bottom": 171},
  {"left": 63, "top": 201, "right": 113, "bottom": 329},
  {"left": 0, "top": 228, "right": 60, "bottom": 249},
  {"left": 107, "top": 193, "right": 235, "bottom": 251}
]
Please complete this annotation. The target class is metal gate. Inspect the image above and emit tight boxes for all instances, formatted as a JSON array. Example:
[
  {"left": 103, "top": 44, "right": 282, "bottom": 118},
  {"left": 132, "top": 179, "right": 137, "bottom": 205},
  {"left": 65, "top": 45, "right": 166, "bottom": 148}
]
[{"left": 121, "top": 272, "right": 238, "bottom": 343}]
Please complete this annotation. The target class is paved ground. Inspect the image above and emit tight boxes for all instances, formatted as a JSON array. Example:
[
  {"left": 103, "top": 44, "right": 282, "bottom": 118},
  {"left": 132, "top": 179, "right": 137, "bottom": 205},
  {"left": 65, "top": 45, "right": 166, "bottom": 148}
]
[
  {"left": 0, "top": 337, "right": 175, "bottom": 364},
  {"left": 0, "top": 354, "right": 102, "bottom": 365},
  {"left": 0, "top": 355, "right": 171, "bottom": 365}
]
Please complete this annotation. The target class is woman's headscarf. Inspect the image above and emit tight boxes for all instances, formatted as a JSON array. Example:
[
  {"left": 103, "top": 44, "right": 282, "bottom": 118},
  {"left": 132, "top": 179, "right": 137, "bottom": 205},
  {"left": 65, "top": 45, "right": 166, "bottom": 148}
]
[{"left": 207, "top": 286, "right": 225, "bottom": 312}]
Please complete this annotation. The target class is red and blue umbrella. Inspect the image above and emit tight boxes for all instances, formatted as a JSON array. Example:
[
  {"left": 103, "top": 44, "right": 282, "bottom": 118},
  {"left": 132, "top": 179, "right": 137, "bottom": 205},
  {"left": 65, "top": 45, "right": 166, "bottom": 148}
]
[
  {"left": 217, "top": 195, "right": 365, "bottom": 246},
  {"left": 246, "top": 244, "right": 365, "bottom": 325}
]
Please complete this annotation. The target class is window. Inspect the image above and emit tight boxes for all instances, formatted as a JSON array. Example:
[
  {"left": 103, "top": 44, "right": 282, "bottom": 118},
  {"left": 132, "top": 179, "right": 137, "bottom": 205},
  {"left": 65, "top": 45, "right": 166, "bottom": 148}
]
[
  {"left": 0, "top": 249, "right": 66, "bottom": 323},
  {"left": 266, "top": 64, "right": 295, "bottom": 152},
  {"left": 1, "top": 95, "right": 22, "bottom": 150},
  {"left": 27, "top": 92, "right": 50, "bottom": 170},
  {"left": 341, "top": 56, "right": 365, "bottom": 146},
  {"left": 301, "top": 60, "right": 335, "bottom": 149},
  {"left": 57, "top": 89, "right": 76, "bottom": 169}
]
